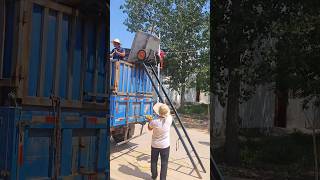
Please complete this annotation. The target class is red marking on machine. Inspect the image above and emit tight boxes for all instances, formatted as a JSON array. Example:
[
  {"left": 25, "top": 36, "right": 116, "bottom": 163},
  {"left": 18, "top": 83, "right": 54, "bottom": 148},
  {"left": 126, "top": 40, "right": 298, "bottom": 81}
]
[
  {"left": 45, "top": 116, "right": 55, "bottom": 123},
  {"left": 88, "top": 117, "right": 98, "bottom": 124}
]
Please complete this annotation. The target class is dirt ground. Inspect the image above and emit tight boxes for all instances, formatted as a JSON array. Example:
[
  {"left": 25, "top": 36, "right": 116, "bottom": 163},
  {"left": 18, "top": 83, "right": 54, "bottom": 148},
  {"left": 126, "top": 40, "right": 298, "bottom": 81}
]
[{"left": 110, "top": 122, "right": 210, "bottom": 180}]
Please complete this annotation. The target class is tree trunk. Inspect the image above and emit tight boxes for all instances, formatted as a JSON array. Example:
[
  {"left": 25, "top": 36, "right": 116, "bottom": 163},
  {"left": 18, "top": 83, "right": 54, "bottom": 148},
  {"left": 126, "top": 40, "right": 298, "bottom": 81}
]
[
  {"left": 312, "top": 103, "right": 319, "bottom": 180},
  {"left": 224, "top": 72, "right": 241, "bottom": 165},
  {"left": 180, "top": 85, "right": 186, "bottom": 108},
  {"left": 210, "top": 94, "right": 215, "bottom": 139},
  {"left": 196, "top": 89, "right": 201, "bottom": 102},
  {"left": 274, "top": 88, "right": 288, "bottom": 127}
]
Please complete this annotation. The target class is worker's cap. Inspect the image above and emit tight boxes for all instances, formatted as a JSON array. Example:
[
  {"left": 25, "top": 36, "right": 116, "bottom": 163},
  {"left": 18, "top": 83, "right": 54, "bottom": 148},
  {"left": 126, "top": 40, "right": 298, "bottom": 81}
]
[
  {"left": 112, "top": 38, "right": 121, "bottom": 44},
  {"left": 153, "top": 103, "right": 170, "bottom": 117}
]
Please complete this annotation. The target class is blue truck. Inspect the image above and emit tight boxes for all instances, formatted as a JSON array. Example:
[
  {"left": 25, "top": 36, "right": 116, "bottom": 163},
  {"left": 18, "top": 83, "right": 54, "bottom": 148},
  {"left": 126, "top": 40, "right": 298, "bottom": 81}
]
[{"left": 0, "top": 0, "right": 153, "bottom": 179}]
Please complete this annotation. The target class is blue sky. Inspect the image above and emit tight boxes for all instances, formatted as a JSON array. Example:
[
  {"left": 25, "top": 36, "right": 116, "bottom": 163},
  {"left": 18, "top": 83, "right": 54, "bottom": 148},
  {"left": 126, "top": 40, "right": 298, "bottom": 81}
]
[
  {"left": 110, "top": 0, "right": 210, "bottom": 50},
  {"left": 110, "top": 0, "right": 134, "bottom": 49}
]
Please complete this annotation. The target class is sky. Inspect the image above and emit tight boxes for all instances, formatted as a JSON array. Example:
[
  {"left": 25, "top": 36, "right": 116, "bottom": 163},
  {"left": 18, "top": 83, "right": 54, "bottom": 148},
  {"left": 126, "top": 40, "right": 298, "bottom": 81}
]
[
  {"left": 110, "top": 0, "right": 134, "bottom": 49},
  {"left": 110, "top": 0, "right": 210, "bottom": 50}
]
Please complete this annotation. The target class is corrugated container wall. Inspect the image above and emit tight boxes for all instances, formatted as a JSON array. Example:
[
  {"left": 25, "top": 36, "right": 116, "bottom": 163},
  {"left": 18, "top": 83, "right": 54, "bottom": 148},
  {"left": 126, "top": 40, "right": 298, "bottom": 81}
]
[
  {"left": 109, "top": 60, "right": 153, "bottom": 127},
  {"left": 0, "top": 0, "right": 109, "bottom": 179},
  {"left": 0, "top": 0, "right": 108, "bottom": 110}
]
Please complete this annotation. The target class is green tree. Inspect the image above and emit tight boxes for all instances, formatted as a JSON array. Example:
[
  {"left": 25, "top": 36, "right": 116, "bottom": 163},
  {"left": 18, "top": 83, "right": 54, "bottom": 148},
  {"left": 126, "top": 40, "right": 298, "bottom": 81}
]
[
  {"left": 121, "top": 0, "right": 209, "bottom": 107},
  {"left": 212, "top": 0, "right": 320, "bottom": 165},
  {"left": 212, "top": 0, "right": 277, "bottom": 164}
]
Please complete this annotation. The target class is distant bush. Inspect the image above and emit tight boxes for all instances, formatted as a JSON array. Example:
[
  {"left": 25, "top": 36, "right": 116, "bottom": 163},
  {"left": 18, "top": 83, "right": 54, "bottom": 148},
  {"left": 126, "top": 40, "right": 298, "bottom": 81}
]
[
  {"left": 178, "top": 103, "right": 209, "bottom": 115},
  {"left": 214, "top": 130, "right": 317, "bottom": 178}
]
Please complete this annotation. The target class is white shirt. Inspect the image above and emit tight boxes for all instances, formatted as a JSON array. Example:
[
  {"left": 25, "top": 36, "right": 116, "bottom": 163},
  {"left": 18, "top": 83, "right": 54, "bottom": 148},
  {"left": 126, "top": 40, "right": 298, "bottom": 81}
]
[{"left": 149, "top": 115, "right": 173, "bottom": 148}]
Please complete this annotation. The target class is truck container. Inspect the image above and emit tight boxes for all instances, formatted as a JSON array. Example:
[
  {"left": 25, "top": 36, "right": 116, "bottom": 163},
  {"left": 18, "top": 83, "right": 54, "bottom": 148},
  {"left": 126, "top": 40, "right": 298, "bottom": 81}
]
[
  {"left": 109, "top": 59, "right": 154, "bottom": 142},
  {"left": 0, "top": 0, "right": 109, "bottom": 179}
]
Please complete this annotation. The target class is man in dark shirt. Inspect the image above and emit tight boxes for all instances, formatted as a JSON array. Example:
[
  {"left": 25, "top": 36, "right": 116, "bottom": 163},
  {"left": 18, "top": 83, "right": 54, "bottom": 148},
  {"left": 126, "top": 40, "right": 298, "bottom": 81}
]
[{"left": 110, "top": 38, "right": 125, "bottom": 60}]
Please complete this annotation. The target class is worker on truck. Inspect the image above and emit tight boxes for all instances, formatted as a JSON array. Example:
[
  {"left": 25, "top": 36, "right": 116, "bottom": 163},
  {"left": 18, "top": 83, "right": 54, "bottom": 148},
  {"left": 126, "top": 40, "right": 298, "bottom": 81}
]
[
  {"left": 110, "top": 38, "right": 125, "bottom": 60},
  {"left": 146, "top": 103, "right": 173, "bottom": 180}
]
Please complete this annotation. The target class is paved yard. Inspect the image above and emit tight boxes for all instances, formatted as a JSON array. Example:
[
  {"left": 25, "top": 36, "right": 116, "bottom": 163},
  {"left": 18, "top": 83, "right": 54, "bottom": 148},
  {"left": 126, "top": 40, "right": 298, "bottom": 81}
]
[{"left": 110, "top": 124, "right": 210, "bottom": 180}]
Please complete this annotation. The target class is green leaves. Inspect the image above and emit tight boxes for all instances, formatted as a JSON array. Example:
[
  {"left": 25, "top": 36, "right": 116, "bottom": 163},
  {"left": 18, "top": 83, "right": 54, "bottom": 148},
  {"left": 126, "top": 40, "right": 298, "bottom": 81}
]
[
  {"left": 212, "top": 0, "right": 320, "bottom": 106},
  {"left": 122, "top": 0, "right": 210, "bottom": 95}
]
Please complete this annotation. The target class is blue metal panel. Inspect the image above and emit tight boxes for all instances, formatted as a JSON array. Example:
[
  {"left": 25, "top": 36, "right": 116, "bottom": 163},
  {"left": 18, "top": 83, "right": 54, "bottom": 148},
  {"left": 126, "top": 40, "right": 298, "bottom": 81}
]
[
  {"left": 136, "top": 97, "right": 145, "bottom": 122},
  {"left": 24, "top": 131, "right": 51, "bottom": 178},
  {"left": 110, "top": 61, "right": 116, "bottom": 91},
  {"left": 43, "top": 10, "right": 57, "bottom": 97},
  {"left": 72, "top": 18, "right": 83, "bottom": 101},
  {"left": 123, "top": 64, "right": 128, "bottom": 93},
  {"left": 136, "top": 66, "right": 141, "bottom": 93},
  {"left": 97, "top": 129, "right": 107, "bottom": 170},
  {"left": 110, "top": 95, "right": 128, "bottom": 127},
  {"left": 3, "top": 2, "right": 15, "bottom": 78},
  {"left": 83, "top": 111, "right": 107, "bottom": 129},
  {"left": 143, "top": 97, "right": 153, "bottom": 115},
  {"left": 142, "top": 70, "right": 147, "bottom": 92},
  {"left": 118, "top": 63, "right": 123, "bottom": 92},
  {"left": 0, "top": 108, "right": 18, "bottom": 180},
  {"left": 131, "top": 97, "right": 142, "bottom": 122},
  {"left": 109, "top": 95, "right": 115, "bottom": 127},
  {"left": 133, "top": 66, "right": 137, "bottom": 93},
  {"left": 96, "top": 23, "right": 106, "bottom": 102},
  {"left": 59, "top": 14, "right": 70, "bottom": 98},
  {"left": 129, "top": 66, "right": 134, "bottom": 93},
  {"left": 61, "top": 129, "right": 72, "bottom": 176},
  {"left": 126, "top": 66, "right": 130, "bottom": 93},
  {"left": 83, "top": 21, "right": 96, "bottom": 101},
  {"left": 139, "top": 67, "right": 144, "bottom": 93},
  {"left": 61, "top": 112, "right": 82, "bottom": 128},
  {"left": 78, "top": 135, "right": 97, "bottom": 172},
  {"left": 28, "top": 4, "right": 43, "bottom": 96},
  {"left": 127, "top": 97, "right": 135, "bottom": 123},
  {"left": 0, "top": 107, "right": 108, "bottom": 180}
]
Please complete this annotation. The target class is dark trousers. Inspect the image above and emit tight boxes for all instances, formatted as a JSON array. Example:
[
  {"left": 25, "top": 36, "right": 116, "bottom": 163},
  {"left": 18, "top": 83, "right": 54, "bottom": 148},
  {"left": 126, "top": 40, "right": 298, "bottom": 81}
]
[{"left": 151, "top": 146, "right": 170, "bottom": 180}]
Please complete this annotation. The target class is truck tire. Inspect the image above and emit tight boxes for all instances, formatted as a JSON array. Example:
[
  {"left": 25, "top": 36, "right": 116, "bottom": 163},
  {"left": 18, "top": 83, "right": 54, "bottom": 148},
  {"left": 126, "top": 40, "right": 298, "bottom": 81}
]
[
  {"left": 127, "top": 123, "right": 135, "bottom": 139},
  {"left": 113, "top": 133, "right": 125, "bottom": 143},
  {"left": 113, "top": 124, "right": 135, "bottom": 143}
]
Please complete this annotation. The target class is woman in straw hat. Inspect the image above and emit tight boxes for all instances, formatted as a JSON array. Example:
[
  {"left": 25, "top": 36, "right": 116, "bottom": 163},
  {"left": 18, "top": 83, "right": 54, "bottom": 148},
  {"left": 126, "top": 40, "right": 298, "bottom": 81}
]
[
  {"left": 147, "top": 102, "right": 173, "bottom": 180},
  {"left": 110, "top": 38, "right": 125, "bottom": 60}
]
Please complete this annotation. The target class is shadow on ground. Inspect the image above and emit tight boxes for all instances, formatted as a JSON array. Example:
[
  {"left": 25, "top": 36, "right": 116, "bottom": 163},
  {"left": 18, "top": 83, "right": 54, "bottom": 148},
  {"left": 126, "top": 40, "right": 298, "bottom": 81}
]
[
  {"left": 118, "top": 162, "right": 152, "bottom": 180},
  {"left": 127, "top": 149, "right": 202, "bottom": 178},
  {"left": 199, "top": 141, "right": 210, "bottom": 146}
]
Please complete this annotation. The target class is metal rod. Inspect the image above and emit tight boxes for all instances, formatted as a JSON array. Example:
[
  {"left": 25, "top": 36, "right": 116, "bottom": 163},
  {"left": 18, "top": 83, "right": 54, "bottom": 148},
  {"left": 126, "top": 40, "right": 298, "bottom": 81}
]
[
  {"left": 148, "top": 63, "right": 206, "bottom": 173},
  {"left": 142, "top": 62, "right": 202, "bottom": 178},
  {"left": 211, "top": 150, "right": 224, "bottom": 180}
]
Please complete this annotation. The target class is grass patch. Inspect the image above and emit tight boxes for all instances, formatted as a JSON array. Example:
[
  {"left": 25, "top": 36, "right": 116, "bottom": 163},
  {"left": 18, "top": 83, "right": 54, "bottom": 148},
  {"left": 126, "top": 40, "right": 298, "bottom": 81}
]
[
  {"left": 214, "top": 130, "right": 317, "bottom": 179},
  {"left": 178, "top": 103, "right": 209, "bottom": 116}
]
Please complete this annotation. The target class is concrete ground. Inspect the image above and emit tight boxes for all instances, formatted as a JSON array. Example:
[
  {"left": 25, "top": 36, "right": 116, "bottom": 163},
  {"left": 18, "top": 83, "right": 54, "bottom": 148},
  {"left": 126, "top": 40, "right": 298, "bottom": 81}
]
[{"left": 110, "top": 124, "right": 210, "bottom": 180}]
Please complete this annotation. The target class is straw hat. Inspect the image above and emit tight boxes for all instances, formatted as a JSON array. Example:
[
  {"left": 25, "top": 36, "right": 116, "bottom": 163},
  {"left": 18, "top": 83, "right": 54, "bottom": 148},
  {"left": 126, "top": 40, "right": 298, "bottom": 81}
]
[
  {"left": 153, "top": 103, "right": 170, "bottom": 117},
  {"left": 112, "top": 38, "right": 121, "bottom": 44}
]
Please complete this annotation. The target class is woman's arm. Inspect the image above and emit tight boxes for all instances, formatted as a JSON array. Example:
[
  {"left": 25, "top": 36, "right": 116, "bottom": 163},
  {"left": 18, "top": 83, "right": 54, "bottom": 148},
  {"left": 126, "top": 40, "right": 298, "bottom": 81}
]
[{"left": 148, "top": 123, "right": 153, "bottom": 131}]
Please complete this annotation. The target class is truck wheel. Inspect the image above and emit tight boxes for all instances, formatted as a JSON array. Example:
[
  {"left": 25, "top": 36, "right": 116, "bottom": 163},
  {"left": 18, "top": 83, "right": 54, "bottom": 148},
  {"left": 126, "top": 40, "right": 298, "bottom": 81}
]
[
  {"left": 113, "top": 133, "right": 125, "bottom": 143},
  {"left": 127, "top": 124, "right": 135, "bottom": 139},
  {"left": 113, "top": 124, "right": 135, "bottom": 143}
]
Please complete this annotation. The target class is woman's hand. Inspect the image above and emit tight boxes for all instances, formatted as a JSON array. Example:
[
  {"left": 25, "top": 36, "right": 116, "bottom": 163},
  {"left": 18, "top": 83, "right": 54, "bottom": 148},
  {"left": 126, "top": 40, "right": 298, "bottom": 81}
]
[
  {"left": 148, "top": 123, "right": 153, "bottom": 131},
  {"left": 145, "top": 115, "right": 153, "bottom": 122}
]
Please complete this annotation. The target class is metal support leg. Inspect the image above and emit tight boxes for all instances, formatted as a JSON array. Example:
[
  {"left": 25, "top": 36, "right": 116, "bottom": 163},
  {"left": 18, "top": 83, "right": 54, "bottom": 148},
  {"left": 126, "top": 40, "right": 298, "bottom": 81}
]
[
  {"left": 211, "top": 150, "right": 224, "bottom": 180},
  {"left": 140, "top": 124, "right": 144, "bottom": 135}
]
